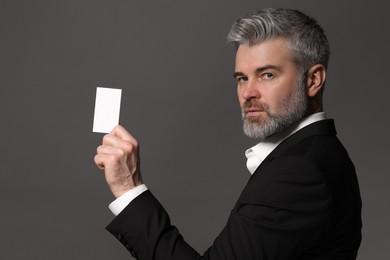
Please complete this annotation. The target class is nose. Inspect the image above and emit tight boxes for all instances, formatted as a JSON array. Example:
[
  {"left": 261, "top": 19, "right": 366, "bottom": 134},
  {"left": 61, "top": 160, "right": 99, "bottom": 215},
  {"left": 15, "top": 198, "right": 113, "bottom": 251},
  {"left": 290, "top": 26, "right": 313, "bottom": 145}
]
[{"left": 241, "top": 79, "right": 261, "bottom": 100}]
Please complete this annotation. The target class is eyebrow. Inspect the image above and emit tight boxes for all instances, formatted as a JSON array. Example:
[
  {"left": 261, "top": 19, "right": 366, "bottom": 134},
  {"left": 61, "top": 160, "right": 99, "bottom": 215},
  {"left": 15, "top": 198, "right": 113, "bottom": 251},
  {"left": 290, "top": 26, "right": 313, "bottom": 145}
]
[
  {"left": 233, "top": 65, "right": 283, "bottom": 78},
  {"left": 233, "top": 72, "right": 246, "bottom": 78}
]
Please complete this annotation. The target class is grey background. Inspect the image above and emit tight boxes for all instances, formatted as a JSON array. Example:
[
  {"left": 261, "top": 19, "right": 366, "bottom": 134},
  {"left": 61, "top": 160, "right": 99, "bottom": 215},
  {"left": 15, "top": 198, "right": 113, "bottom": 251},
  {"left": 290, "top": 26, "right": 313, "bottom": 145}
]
[{"left": 1, "top": 0, "right": 389, "bottom": 259}]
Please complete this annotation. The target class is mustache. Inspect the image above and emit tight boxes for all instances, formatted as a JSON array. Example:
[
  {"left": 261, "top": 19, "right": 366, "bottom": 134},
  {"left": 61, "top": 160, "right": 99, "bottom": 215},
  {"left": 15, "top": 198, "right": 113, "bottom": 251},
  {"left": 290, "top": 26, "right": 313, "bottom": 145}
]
[{"left": 242, "top": 100, "right": 268, "bottom": 111}]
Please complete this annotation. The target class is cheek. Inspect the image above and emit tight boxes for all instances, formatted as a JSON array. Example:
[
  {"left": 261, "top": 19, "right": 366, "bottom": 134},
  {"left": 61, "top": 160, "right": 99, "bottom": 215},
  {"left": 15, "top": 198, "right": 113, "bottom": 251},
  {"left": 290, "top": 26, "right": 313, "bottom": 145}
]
[
  {"left": 262, "top": 89, "right": 285, "bottom": 110},
  {"left": 237, "top": 88, "right": 244, "bottom": 106},
  {"left": 238, "top": 97, "right": 245, "bottom": 108}
]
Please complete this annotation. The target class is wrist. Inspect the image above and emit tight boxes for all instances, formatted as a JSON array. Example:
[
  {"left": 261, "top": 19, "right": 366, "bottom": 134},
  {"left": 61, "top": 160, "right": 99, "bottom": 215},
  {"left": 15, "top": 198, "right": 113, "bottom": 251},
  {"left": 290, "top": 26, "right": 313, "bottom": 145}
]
[{"left": 112, "top": 181, "right": 143, "bottom": 198}]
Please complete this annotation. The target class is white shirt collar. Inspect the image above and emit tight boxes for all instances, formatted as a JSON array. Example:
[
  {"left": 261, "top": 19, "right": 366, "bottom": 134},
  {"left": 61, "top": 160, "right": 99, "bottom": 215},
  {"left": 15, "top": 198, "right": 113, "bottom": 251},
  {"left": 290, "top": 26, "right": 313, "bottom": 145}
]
[{"left": 245, "top": 112, "right": 327, "bottom": 174}]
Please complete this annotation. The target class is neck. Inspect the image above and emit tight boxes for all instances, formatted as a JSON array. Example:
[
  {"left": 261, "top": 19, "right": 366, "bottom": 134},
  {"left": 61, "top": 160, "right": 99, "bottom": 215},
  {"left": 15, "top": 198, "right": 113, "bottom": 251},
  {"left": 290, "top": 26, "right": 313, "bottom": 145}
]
[{"left": 306, "top": 96, "right": 323, "bottom": 116}]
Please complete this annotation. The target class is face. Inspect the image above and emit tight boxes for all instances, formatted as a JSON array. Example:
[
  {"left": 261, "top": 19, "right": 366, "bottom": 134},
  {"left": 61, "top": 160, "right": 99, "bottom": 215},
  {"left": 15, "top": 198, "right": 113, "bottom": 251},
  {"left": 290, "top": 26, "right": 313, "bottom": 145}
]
[{"left": 235, "top": 37, "right": 308, "bottom": 139}]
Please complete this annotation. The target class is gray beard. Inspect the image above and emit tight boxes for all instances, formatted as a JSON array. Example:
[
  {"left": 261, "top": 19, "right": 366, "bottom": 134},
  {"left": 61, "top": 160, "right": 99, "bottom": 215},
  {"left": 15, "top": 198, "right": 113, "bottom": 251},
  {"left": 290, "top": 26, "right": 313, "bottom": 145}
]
[{"left": 241, "top": 81, "right": 308, "bottom": 140}]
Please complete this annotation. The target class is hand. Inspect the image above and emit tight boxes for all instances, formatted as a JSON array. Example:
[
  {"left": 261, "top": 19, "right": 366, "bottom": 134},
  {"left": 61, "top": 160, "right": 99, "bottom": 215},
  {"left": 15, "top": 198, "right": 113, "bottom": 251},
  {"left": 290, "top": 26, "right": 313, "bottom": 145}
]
[{"left": 94, "top": 125, "right": 143, "bottom": 198}]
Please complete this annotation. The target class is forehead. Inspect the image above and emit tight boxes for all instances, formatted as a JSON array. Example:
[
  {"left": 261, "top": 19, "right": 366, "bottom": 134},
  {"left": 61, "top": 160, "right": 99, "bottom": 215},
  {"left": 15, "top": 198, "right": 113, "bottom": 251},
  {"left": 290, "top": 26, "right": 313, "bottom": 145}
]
[{"left": 235, "top": 37, "right": 297, "bottom": 71}]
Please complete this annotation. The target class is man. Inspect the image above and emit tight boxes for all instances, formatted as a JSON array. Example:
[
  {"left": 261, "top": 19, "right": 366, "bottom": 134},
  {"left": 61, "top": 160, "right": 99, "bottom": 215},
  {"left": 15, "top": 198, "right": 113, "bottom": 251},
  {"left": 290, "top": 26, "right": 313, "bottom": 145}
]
[{"left": 95, "top": 8, "right": 362, "bottom": 260}]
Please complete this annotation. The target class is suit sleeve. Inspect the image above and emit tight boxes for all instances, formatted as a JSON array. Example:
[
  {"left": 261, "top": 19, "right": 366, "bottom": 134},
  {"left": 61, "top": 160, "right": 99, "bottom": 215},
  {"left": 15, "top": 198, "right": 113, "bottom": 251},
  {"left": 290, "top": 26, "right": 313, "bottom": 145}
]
[{"left": 106, "top": 156, "right": 330, "bottom": 260}]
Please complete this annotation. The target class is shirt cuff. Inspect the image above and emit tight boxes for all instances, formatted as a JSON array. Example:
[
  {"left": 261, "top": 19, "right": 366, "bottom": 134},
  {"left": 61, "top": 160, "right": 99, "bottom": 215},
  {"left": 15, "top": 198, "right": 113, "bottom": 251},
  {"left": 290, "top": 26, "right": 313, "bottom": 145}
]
[{"left": 108, "top": 184, "right": 148, "bottom": 216}]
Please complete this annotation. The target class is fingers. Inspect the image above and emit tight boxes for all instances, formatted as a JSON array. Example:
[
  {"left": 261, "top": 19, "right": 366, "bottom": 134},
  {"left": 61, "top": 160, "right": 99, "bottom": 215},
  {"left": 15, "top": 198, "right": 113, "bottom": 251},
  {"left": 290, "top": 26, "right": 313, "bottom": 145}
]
[
  {"left": 95, "top": 125, "right": 139, "bottom": 171},
  {"left": 95, "top": 141, "right": 132, "bottom": 167},
  {"left": 102, "top": 134, "right": 133, "bottom": 150},
  {"left": 94, "top": 125, "right": 142, "bottom": 197},
  {"left": 94, "top": 149, "right": 124, "bottom": 170},
  {"left": 94, "top": 153, "right": 106, "bottom": 170},
  {"left": 101, "top": 134, "right": 138, "bottom": 159},
  {"left": 110, "top": 125, "right": 138, "bottom": 147}
]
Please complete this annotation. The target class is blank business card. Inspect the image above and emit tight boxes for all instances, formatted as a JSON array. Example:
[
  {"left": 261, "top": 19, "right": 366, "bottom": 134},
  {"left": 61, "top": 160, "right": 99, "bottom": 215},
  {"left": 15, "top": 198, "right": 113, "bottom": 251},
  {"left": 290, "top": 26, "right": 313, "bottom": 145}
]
[{"left": 93, "top": 87, "right": 122, "bottom": 133}]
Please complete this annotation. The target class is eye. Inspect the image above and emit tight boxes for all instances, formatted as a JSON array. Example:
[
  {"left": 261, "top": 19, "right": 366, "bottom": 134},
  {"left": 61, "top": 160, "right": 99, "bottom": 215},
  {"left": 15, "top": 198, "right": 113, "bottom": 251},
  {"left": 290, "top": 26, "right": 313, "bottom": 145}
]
[
  {"left": 261, "top": 73, "right": 274, "bottom": 79},
  {"left": 236, "top": 76, "right": 248, "bottom": 83}
]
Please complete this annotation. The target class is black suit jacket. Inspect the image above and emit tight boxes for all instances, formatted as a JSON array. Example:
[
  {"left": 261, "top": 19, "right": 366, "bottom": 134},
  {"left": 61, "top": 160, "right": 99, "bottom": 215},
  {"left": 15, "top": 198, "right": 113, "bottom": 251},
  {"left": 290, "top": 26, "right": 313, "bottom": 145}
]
[{"left": 106, "top": 119, "right": 362, "bottom": 260}]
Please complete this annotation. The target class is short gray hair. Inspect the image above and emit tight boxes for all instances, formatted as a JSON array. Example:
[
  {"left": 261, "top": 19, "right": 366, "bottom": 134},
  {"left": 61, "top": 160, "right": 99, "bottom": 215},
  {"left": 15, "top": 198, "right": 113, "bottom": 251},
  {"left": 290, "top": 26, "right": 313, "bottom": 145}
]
[{"left": 227, "top": 8, "right": 330, "bottom": 75}]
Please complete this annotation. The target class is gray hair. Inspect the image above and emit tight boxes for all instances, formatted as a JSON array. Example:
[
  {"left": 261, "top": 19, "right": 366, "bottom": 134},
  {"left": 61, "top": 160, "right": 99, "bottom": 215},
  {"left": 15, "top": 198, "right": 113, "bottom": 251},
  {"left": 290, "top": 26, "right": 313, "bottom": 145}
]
[{"left": 227, "top": 8, "right": 330, "bottom": 75}]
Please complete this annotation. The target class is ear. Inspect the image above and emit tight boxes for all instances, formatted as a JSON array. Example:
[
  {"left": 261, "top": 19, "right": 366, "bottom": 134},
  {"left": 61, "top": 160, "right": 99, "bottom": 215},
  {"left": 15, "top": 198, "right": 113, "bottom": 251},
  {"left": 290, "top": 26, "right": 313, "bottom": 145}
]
[{"left": 306, "top": 64, "right": 326, "bottom": 97}]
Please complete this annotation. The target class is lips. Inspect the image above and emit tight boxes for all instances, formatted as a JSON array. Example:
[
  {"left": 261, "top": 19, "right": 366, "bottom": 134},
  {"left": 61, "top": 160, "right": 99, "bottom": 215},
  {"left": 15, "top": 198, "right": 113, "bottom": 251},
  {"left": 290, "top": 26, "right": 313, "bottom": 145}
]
[
  {"left": 244, "top": 108, "right": 263, "bottom": 113},
  {"left": 242, "top": 101, "right": 267, "bottom": 117},
  {"left": 243, "top": 108, "right": 265, "bottom": 117},
  {"left": 245, "top": 111, "right": 264, "bottom": 116}
]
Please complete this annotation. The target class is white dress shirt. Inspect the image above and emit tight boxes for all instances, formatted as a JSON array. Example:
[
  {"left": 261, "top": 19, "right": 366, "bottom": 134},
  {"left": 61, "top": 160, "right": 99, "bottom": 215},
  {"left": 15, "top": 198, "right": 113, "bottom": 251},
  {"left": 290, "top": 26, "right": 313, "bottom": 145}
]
[
  {"left": 109, "top": 184, "right": 148, "bottom": 215},
  {"left": 109, "top": 112, "right": 327, "bottom": 215}
]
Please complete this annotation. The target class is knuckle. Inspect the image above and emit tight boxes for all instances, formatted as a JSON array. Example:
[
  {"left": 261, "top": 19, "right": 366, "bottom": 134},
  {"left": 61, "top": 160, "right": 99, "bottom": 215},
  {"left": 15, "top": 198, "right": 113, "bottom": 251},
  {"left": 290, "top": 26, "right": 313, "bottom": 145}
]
[
  {"left": 96, "top": 145, "right": 103, "bottom": 153},
  {"left": 107, "top": 154, "right": 119, "bottom": 164},
  {"left": 116, "top": 148, "right": 126, "bottom": 157},
  {"left": 123, "top": 142, "right": 134, "bottom": 153},
  {"left": 102, "top": 134, "right": 111, "bottom": 144}
]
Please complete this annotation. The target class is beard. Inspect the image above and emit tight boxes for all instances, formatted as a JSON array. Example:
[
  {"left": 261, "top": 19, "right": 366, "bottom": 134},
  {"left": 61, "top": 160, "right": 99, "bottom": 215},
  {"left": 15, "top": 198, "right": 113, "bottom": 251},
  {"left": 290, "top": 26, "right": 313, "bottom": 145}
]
[{"left": 241, "top": 79, "right": 308, "bottom": 139}]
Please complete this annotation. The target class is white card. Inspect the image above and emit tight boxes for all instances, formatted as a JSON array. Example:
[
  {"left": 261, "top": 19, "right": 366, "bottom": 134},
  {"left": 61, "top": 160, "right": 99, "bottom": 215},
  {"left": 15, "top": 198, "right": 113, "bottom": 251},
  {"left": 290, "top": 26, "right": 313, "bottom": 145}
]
[{"left": 93, "top": 87, "right": 122, "bottom": 133}]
